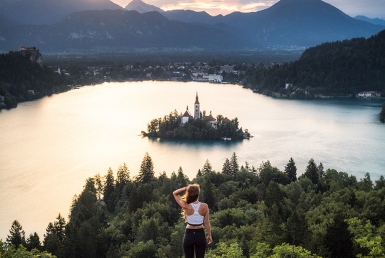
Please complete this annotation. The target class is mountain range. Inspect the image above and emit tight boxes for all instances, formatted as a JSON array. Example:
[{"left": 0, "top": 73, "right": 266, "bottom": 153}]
[{"left": 0, "top": 0, "right": 384, "bottom": 53}]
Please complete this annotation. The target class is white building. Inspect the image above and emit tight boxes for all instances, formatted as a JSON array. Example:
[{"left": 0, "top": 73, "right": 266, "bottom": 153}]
[
  {"left": 181, "top": 106, "right": 192, "bottom": 124},
  {"left": 209, "top": 74, "right": 223, "bottom": 83},
  {"left": 357, "top": 91, "right": 380, "bottom": 98}
]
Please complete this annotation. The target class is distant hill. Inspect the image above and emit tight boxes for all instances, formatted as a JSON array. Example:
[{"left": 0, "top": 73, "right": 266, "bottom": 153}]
[
  {"left": 125, "top": 0, "right": 164, "bottom": 13},
  {"left": 245, "top": 29, "right": 385, "bottom": 96},
  {"left": 0, "top": 10, "right": 246, "bottom": 53},
  {"left": 0, "top": 0, "right": 123, "bottom": 25},
  {"left": 355, "top": 15, "right": 385, "bottom": 26},
  {"left": 0, "top": 15, "right": 18, "bottom": 30},
  {"left": 0, "top": 48, "right": 69, "bottom": 108},
  {"left": 0, "top": 0, "right": 384, "bottom": 53},
  {"left": 164, "top": 0, "right": 385, "bottom": 47}
]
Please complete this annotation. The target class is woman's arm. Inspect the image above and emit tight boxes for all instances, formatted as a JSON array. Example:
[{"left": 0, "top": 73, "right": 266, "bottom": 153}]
[
  {"left": 203, "top": 204, "right": 212, "bottom": 244},
  {"left": 173, "top": 187, "right": 189, "bottom": 209}
]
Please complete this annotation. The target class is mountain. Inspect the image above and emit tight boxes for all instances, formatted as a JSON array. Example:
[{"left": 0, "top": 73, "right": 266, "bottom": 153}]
[
  {"left": 0, "top": 15, "right": 18, "bottom": 30},
  {"left": 355, "top": 15, "right": 385, "bottom": 26},
  {"left": 0, "top": 0, "right": 123, "bottom": 25},
  {"left": 125, "top": 0, "right": 164, "bottom": 13},
  {"left": 0, "top": 10, "right": 246, "bottom": 53},
  {"left": 164, "top": 0, "right": 385, "bottom": 47}
]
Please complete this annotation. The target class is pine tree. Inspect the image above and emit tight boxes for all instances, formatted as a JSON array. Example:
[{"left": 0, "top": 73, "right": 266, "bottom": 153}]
[
  {"left": 6, "top": 220, "right": 25, "bottom": 248},
  {"left": 26, "top": 232, "right": 41, "bottom": 251},
  {"left": 318, "top": 162, "right": 324, "bottom": 178},
  {"left": 104, "top": 167, "right": 115, "bottom": 211},
  {"left": 116, "top": 163, "right": 130, "bottom": 198},
  {"left": 304, "top": 158, "right": 319, "bottom": 184},
  {"left": 222, "top": 158, "right": 232, "bottom": 175},
  {"left": 230, "top": 152, "right": 239, "bottom": 176},
  {"left": 94, "top": 173, "right": 104, "bottom": 200},
  {"left": 137, "top": 152, "right": 155, "bottom": 184},
  {"left": 202, "top": 177, "right": 215, "bottom": 209},
  {"left": 285, "top": 157, "right": 297, "bottom": 182},
  {"left": 202, "top": 159, "right": 212, "bottom": 174}
]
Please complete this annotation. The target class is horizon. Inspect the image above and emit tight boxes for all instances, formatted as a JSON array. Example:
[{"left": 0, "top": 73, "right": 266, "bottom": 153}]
[{"left": 111, "top": 0, "right": 385, "bottom": 19}]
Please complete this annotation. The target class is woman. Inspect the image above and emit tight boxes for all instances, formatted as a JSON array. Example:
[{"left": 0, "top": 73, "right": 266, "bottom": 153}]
[{"left": 173, "top": 184, "right": 212, "bottom": 258}]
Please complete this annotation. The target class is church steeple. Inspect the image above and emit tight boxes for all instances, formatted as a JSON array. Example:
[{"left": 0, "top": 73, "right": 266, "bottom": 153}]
[{"left": 194, "top": 92, "right": 200, "bottom": 119}]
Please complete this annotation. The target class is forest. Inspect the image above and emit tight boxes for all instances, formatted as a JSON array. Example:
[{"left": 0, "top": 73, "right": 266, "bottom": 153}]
[
  {"left": 2, "top": 152, "right": 385, "bottom": 258},
  {"left": 0, "top": 50, "right": 70, "bottom": 109},
  {"left": 241, "top": 30, "right": 385, "bottom": 98},
  {"left": 144, "top": 110, "right": 249, "bottom": 140}
]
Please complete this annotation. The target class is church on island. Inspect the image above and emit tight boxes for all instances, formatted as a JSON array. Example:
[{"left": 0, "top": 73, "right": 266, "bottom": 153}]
[{"left": 181, "top": 93, "right": 218, "bottom": 129}]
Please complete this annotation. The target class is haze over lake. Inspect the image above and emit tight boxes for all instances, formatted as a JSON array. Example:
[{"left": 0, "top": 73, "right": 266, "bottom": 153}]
[{"left": 0, "top": 81, "right": 384, "bottom": 240}]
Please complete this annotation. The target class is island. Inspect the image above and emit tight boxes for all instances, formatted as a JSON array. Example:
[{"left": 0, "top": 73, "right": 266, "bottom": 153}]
[{"left": 142, "top": 93, "right": 250, "bottom": 140}]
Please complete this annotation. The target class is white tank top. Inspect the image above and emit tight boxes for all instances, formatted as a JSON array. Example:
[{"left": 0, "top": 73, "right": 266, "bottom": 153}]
[{"left": 186, "top": 202, "right": 204, "bottom": 225}]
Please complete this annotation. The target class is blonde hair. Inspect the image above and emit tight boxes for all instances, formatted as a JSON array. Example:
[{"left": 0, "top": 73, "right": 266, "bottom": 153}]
[{"left": 182, "top": 184, "right": 200, "bottom": 221}]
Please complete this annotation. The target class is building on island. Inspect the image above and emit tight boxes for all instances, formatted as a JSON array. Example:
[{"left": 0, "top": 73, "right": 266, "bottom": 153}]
[
  {"left": 194, "top": 92, "right": 200, "bottom": 120},
  {"left": 181, "top": 93, "right": 218, "bottom": 129},
  {"left": 181, "top": 106, "right": 192, "bottom": 124},
  {"left": 203, "top": 112, "right": 217, "bottom": 129}
]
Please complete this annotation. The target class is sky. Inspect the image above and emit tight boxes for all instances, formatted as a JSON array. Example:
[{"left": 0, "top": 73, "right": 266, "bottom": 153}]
[{"left": 111, "top": 0, "right": 385, "bottom": 19}]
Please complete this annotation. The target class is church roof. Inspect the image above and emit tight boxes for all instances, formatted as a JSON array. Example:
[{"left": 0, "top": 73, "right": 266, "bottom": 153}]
[
  {"left": 195, "top": 92, "right": 199, "bottom": 104},
  {"left": 203, "top": 115, "right": 216, "bottom": 122},
  {"left": 183, "top": 110, "right": 192, "bottom": 117}
]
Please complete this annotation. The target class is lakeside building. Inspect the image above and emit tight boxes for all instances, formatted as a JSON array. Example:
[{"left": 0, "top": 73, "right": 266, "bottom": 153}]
[{"left": 357, "top": 91, "right": 381, "bottom": 98}]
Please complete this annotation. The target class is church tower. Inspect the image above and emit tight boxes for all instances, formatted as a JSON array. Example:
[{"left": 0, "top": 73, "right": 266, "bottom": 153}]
[{"left": 194, "top": 92, "right": 200, "bottom": 119}]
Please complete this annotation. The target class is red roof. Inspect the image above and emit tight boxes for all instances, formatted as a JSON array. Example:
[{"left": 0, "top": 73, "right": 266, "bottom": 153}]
[
  {"left": 222, "top": 118, "right": 230, "bottom": 123},
  {"left": 203, "top": 115, "right": 216, "bottom": 122},
  {"left": 183, "top": 110, "right": 191, "bottom": 117}
]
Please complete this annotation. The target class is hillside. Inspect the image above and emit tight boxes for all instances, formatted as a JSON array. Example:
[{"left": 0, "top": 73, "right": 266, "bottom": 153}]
[
  {"left": 0, "top": 10, "right": 246, "bottom": 53},
  {"left": 0, "top": 49, "right": 69, "bottom": 109},
  {"left": 242, "top": 29, "right": 385, "bottom": 97},
  {"left": 0, "top": 0, "right": 123, "bottom": 25}
]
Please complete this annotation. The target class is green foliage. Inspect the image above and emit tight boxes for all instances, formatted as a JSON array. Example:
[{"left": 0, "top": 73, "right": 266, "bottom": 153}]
[
  {"left": 347, "top": 217, "right": 385, "bottom": 257},
  {"left": 7, "top": 155, "right": 385, "bottom": 258},
  {"left": 0, "top": 244, "right": 56, "bottom": 257},
  {"left": 243, "top": 30, "right": 385, "bottom": 97},
  {"left": 206, "top": 242, "right": 245, "bottom": 258}
]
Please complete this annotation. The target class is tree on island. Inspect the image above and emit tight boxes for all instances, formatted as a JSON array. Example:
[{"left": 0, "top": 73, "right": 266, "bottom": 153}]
[{"left": 144, "top": 110, "right": 248, "bottom": 140}]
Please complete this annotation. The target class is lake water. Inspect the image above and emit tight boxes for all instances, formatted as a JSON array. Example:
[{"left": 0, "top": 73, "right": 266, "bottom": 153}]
[{"left": 0, "top": 81, "right": 384, "bottom": 241}]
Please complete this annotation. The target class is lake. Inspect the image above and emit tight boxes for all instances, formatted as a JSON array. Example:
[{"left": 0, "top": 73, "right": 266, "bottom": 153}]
[{"left": 0, "top": 81, "right": 384, "bottom": 241}]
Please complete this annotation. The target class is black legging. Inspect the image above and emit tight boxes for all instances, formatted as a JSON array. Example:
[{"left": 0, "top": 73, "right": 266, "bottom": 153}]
[{"left": 183, "top": 228, "right": 207, "bottom": 258}]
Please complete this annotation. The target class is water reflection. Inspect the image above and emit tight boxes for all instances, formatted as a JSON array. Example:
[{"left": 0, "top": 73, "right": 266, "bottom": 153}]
[{"left": 147, "top": 137, "right": 244, "bottom": 148}]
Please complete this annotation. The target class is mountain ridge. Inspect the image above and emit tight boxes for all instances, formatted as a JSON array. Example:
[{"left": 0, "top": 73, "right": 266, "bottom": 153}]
[
  {"left": 0, "top": 0, "right": 384, "bottom": 53},
  {"left": 125, "top": 0, "right": 164, "bottom": 13}
]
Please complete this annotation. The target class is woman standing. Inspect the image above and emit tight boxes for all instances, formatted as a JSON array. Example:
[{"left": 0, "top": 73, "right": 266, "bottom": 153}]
[{"left": 173, "top": 184, "right": 212, "bottom": 258}]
